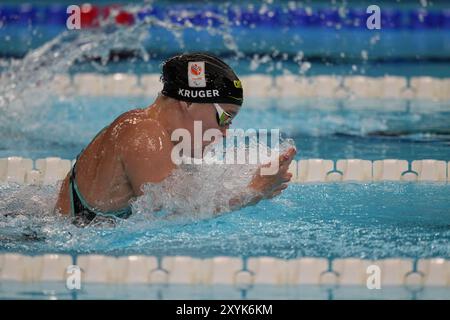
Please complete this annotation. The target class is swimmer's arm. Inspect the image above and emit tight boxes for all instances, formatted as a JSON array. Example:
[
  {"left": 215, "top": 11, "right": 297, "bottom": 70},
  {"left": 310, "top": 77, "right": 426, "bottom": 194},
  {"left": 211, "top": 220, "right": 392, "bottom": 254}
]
[
  {"left": 54, "top": 174, "right": 72, "bottom": 215},
  {"left": 119, "top": 120, "right": 176, "bottom": 196}
]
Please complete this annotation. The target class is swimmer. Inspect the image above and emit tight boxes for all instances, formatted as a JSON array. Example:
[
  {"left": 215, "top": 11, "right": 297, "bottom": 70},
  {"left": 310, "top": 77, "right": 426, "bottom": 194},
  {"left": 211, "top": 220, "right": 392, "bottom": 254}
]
[{"left": 55, "top": 53, "right": 296, "bottom": 226}]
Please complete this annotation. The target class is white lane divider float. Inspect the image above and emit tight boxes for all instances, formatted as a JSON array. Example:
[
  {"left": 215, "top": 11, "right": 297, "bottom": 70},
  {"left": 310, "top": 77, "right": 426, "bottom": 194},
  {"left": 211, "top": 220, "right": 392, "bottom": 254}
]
[
  {"left": 1, "top": 254, "right": 448, "bottom": 287},
  {"left": 50, "top": 74, "right": 450, "bottom": 101},
  {"left": 1, "top": 157, "right": 449, "bottom": 184}
]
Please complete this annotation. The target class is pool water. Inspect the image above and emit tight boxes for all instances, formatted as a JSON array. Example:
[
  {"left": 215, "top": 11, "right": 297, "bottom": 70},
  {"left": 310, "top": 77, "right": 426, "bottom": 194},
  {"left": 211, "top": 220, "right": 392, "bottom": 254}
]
[
  {"left": 0, "top": 92, "right": 449, "bottom": 259},
  {"left": 1, "top": 182, "right": 449, "bottom": 259},
  {"left": 1, "top": 96, "right": 449, "bottom": 161},
  {"left": 0, "top": 1, "right": 449, "bottom": 300}
]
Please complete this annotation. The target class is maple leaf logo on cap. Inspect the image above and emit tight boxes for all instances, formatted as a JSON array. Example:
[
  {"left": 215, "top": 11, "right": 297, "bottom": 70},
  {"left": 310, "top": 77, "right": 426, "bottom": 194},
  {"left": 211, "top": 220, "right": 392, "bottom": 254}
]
[{"left": 190, "top": 64, "right": 202, "bottom": 76}]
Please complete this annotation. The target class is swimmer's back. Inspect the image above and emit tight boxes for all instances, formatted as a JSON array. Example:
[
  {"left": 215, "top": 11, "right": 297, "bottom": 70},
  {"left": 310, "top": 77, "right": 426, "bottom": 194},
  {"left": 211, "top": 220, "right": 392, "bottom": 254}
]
[{"left": 56, "top": 107, "right": 162, "bottom": 215}]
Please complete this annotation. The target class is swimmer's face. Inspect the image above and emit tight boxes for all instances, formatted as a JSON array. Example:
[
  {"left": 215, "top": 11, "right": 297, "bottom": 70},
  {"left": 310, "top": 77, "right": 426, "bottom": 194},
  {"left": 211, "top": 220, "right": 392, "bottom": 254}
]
[
  {"left": 188, "top": 102, "right": 240, "bottom": 132},
  {"left": 185, "top": 102, "right": 241, "bottom": 153}
]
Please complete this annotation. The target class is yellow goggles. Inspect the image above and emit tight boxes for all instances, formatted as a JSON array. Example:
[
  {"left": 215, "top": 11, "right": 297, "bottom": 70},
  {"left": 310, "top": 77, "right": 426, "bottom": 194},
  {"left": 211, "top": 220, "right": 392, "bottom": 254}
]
[{"left": 214, "top": 103, "right": 234, "bottom": 127}]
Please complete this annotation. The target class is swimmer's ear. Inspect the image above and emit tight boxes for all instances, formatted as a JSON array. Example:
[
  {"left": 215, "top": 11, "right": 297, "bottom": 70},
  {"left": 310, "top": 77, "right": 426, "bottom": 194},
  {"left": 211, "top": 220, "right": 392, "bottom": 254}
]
[{"left": 179, "top": 100, "right": 192, "bottom": 109}]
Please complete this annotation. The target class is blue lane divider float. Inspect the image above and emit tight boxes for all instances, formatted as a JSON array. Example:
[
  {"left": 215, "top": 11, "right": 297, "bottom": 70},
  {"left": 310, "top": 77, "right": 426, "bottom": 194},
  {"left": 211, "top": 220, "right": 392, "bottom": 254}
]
[
  {"left": 1, "top": 4, "right": 449, "bottom": 29},
  {"left": 443, "top": 9, "right": 450, "bottom": 29},
  {"left": 0, "top": 4, "right": 449, "bottom": 58},
  {"left": 44, "top": 4, "right": 68, "bottom": 26},
  {"left": 318, "top": 8, "right": 340, "bottom": 28},
  {"left": 381, "top": 8, "right": 403, "bottom": 29},
  {"left": 410, "top": 9, "right": 440, "bottom": 29}
]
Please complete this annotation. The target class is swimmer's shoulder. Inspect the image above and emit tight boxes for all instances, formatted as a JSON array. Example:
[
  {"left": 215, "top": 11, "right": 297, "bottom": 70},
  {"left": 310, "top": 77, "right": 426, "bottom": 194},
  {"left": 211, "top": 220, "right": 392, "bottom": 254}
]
[
  {"left": 108, "top": 109, "right": 168, "bottom": 139},
  {"left": 117, "top": 112, "right": 176, "bottom": 184},
  {"left": 117, "top": 111, "right": 172, "bottom": 152}
]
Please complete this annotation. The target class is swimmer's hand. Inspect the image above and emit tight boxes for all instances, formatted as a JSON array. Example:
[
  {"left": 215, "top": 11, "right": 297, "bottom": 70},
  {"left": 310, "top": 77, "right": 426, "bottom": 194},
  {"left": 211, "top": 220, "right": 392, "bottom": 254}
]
[
  {"left": 226, "top": 147, "right": 295, "bottom": 211},
  {"left": 248, "top": 147, "right": 296, "bottom": 200}
]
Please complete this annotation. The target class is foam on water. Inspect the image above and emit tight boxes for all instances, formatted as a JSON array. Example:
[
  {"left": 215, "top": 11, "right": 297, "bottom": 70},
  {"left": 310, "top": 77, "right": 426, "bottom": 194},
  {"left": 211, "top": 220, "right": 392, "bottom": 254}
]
[{"left": 0, "top": 183, "right": 62, "bottom": 245}]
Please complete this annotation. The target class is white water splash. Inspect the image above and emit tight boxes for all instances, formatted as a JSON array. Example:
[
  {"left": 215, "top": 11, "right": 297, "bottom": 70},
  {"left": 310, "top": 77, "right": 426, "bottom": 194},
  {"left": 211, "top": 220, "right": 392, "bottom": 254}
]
[
  {"left": 0, "top": 183, "right": 62, "bottom": 244},
  {"left": 132, "top": 138, "right": 296, "bottom": 221},
  {"left": 0, "top": 138, "right": 295, "bottom": 242}
]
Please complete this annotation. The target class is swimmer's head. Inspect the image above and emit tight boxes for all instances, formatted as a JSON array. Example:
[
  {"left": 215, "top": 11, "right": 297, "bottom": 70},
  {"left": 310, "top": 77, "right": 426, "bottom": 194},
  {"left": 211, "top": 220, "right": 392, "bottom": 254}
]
[
  {"left": 160, "top": 53, "right": 243, "bottom": 154},
  {"left": 160, "top": 52, "right": 243, "bottom": 106}
]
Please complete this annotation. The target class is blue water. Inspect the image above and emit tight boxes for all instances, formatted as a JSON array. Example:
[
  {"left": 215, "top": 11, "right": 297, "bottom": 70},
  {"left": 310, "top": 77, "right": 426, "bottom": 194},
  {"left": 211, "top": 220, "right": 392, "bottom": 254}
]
[
  {"left": 0, "top": 85, "right": 449, "bottom": 261},
  {"left": 1, "top": 182, "right": 449, "bottom": 259},
  {"left": 1, "top": 0, "right": 449, "bottom": 301},
  {"left": 1, "top": 96, "right": 449, "bottom": 161}
]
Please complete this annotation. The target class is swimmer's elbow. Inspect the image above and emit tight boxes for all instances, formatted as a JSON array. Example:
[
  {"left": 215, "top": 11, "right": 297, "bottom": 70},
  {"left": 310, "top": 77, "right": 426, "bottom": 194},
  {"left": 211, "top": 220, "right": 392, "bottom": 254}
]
[{"left": 55, "top": 177, "right": 71, "bottom": 216}]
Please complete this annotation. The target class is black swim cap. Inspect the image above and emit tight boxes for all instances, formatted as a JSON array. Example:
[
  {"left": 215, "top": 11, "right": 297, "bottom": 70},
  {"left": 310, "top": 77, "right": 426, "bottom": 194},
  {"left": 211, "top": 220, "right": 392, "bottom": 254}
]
[{"left": 161, "top": 52, "right": 243, "bottom": 106}]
